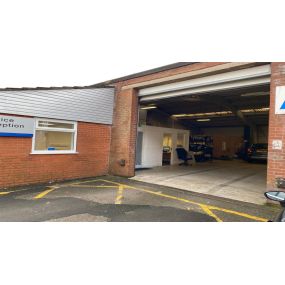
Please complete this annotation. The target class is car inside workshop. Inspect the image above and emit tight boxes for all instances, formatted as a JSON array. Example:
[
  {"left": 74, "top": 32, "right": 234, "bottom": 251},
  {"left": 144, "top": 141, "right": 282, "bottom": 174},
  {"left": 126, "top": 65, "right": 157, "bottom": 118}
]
[{"left": 133, "top": 65, "right": 270, "bottom": 205}]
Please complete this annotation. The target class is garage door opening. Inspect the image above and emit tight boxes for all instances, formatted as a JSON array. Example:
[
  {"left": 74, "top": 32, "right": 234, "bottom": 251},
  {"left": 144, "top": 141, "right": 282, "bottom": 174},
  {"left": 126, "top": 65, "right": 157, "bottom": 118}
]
[{"left": 133, "top": 78, "right": 270, "bottom": 205}]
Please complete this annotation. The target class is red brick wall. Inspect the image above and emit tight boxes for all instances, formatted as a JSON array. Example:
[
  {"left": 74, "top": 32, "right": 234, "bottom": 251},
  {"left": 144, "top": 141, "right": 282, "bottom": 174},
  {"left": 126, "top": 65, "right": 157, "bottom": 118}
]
[
  {"left": 267, "top": 62, "right": 285, "bottom": 188},
  {"left": 0, "top": 119, "right": 111, "bottom": 188},
  {"left": 109, "top": 87, "right": 138, "bottom": 177}
]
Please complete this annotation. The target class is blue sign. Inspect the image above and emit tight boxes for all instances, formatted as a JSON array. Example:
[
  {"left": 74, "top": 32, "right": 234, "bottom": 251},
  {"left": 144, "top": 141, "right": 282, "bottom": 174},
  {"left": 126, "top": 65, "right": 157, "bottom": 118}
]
[
  {"left": 0, "top": 132, "right": 33, "bottom": 138},
  {"left": 275, "top": 86, "right": 285, "bottom": 114}
]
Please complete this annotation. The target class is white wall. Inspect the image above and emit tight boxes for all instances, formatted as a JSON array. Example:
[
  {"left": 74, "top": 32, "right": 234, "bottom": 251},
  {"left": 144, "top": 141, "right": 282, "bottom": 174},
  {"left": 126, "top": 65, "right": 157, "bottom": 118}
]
[{"left": 137, "top": 125, "right": 190, "bottom": 168}]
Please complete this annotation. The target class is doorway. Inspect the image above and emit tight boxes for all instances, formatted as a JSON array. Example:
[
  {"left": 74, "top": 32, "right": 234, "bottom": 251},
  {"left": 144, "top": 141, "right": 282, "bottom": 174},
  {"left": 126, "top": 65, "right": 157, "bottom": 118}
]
[
  {"left": 135, "top": 131, "right": 143, "bottom": 168},
  {"left": 162, "top": 133, "right": 172, "bottom": 165},
  {"left": 135, "top": 83, "right": 270, "bottom": 204}
]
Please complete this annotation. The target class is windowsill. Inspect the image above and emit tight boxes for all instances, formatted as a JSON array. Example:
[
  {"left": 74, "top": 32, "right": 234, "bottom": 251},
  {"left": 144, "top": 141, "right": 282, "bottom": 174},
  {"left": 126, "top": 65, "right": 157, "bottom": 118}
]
[{"left": 30, "top": 151, "right": 79, "bottom": 155}]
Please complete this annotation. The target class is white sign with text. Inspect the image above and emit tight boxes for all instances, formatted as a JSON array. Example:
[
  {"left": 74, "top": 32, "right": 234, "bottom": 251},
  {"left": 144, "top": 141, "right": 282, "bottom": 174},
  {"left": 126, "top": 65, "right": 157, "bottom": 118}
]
[{"left": 0, "top": 115, "right": 35, "bottom": 137}]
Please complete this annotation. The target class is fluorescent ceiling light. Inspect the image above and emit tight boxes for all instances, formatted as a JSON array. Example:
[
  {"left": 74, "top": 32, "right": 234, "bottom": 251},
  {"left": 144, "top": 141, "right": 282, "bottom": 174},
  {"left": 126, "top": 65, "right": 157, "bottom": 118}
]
[
  {"left": 241, "top": 107, "right": 270, "bottom": 113},
  {"left": 197, "top": 119, "right": 211, "bottom": 122},
  {"left": 240, "top": 91, "right": 269, "bottom": 97},
  {"left": 140, "top": 106, "right": 157, "bottom": 110},
  {"left": 173, "top": 111, "right": 232, "bottom": 118},
  {"left": 173, "top": 108, "right": 269, "bottom": 118}
]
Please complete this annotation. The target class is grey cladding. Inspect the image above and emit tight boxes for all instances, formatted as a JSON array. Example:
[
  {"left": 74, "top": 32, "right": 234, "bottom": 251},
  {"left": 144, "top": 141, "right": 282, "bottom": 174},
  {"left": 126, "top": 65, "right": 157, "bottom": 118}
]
[{"left": 0, "top": 88, "right": 114, "bottom": 125}]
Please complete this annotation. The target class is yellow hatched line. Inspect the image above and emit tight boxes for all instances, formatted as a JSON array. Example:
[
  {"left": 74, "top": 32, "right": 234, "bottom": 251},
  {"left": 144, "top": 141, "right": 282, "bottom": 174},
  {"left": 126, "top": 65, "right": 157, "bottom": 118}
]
[
  {"left": 70, "top": 179, "right": 102, "bottom": 185},
  {"left": 0, "top": 188, "right": 29, "bottom": 196},
  {"left": 97, "top": 179, "right": 267, "bottom": 222},
  {"left": 115, "top": 186, "right": 124, "bottom": 205},
  {"left": 200, "top": 205, "right": 223, "bottom": 222},
  {"left": 208, "top": 206, "right": 267, "bottom": 222},
  {"left": 33, "top": 179, "right": 115, "bottom": 199},
  {"left": 33, "top": 186, "right": 59, "bottom": 199},
  {"left": 69, "top": 184, "right": 116, "bottom": 188}
]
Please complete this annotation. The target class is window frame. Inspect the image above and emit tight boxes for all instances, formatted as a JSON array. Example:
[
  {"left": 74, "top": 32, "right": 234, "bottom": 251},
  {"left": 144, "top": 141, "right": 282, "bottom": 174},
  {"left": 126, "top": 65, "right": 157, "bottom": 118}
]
[{"left": 31, "top": 118, "right": 78, "bottom": 154}]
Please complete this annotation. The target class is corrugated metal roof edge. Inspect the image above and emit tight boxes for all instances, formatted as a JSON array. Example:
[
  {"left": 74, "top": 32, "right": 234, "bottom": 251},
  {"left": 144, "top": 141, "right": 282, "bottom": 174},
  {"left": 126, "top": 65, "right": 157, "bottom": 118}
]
[
  {"left": 90, "top": 62, "right": 197, "bottom": 87},
  {"left": 0, "top": 63, "right": 195, "bottom": 91},
  {"left": 0, "top": 86, "right": 114, "bottom": 92}
]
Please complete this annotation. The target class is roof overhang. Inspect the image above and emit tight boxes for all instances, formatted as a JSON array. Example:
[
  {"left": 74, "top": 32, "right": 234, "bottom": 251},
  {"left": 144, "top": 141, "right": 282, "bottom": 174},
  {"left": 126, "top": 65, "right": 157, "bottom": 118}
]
[{"left": 139, "top": 64, "right": 271, "bottom": 102}]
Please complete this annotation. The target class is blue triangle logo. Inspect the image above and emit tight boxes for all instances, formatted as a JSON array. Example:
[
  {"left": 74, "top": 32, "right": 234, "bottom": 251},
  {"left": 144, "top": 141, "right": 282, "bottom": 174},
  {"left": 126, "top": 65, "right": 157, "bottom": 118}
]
[{"left": 281, "top": 100, "right": 285, "bottom": 110}]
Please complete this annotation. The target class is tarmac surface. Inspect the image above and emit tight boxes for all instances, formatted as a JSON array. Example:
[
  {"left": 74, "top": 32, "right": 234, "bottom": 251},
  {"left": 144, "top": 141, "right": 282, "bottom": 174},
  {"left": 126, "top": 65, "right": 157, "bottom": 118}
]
[{"left": 0, "top": 176, "right": 280, "bottom": 222}]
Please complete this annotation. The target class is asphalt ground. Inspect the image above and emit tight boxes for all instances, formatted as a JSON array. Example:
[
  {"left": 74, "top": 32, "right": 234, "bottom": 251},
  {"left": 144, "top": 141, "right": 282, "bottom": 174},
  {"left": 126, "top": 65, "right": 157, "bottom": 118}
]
[{"left": 0, "top": 176, "right": 281, "bottom": 222}]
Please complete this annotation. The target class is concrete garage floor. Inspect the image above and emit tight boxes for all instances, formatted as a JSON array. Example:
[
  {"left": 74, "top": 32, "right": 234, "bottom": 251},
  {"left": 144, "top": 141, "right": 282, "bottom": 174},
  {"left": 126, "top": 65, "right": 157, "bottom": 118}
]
[{"left": 132, "top": 160, "right": 267, "bottom": 205}]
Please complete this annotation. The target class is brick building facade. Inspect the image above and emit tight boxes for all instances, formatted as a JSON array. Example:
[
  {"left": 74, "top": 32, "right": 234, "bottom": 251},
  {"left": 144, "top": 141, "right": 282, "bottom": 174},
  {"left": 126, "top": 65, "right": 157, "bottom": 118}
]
[
  {"left": 0, "top": 62, "right": 285, "bottom": 190},
  {"left": 267, "top": 63, "right": 285, "bottom": 187},
  {"left": 0, "top": 120, "right": 111, "bottom": 187}
]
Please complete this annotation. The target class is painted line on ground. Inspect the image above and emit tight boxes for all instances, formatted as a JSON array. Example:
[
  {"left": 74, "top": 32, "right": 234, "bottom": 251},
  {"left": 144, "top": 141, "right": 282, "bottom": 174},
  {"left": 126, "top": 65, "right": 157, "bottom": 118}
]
[
  {"left": 69, "top": 184, "right": 116, "bottom": 188},
  {"left": 32, "top": 180, "right": 116, "bottom": 199},
  {"left": 208, "top": 206, "right": 267, "bottom": 222},
  {"left": 0, "top": 188, "right": 29, "bottom": 196},
  {"left": 115, "top": 186, "right": 124, "bottom": 205},
  {"left": 69, "top": 179, "right": 116, "bottom": 186},
  {"left": 71, "top": 179, "right": 100, "bottom": 185},
  {"left": 33, "top": 186, "right": 59, "bottom": 199},
  {"left": 97, "top": 179, "right": 267, "bottom": 222},
  {"left": 200, "top": 205, "right": 223, "bottom": 222}
]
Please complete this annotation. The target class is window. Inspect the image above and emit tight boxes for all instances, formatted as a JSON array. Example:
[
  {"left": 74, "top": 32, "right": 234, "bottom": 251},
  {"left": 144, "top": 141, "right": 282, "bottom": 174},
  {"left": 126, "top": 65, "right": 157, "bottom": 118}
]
[{"left": 32, "top": 118, "right": 77, "bottom": 154}]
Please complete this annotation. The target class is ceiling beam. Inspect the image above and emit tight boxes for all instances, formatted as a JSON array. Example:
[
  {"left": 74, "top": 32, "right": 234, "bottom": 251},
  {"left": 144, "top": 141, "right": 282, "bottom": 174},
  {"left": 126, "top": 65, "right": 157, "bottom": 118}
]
[{"left": 198, "top": 96, "right": 254, "bottom": 127}]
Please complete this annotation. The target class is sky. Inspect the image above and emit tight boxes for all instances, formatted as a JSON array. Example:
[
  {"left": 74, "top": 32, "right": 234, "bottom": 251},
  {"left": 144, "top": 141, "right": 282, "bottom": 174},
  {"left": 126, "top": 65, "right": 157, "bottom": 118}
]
[
  {"left": 0, "top": 0, "right": 284, "bottom": 88},
  {"left": 0, "top": 0, "right": 175, "bottom": 87}
]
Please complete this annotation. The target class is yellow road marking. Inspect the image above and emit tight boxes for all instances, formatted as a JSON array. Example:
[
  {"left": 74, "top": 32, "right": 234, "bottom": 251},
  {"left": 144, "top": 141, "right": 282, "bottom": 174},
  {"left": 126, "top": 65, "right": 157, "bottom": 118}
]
[
  {"left": 0, "top": 188, "right": 29, "bottom": 196},
  {"left": 208, "top": 206, "right": 267, "bottom": 222},
  {"left": 69, "top": 184, "right": 116, "bottom": 188},
  {"left": 97, "top": 179, "right": 267, "bottom": 222},
  {"left": 70, "top": 179, "right": 117, "bottom": 186},
  {"left": 98, "top": 179, "right": 130, "bottom": 187},
  {"left": 115, "top": 186, "right": 124, "bottom": 205},
  {"left": 200, "top": 205, "right": 223, "bottom": 222},
  {"left": 33, "top": 186, "right": 59, "bottom": 199},
  {"left": 71, "top": 179, "right": 100, "bottom": 185}
]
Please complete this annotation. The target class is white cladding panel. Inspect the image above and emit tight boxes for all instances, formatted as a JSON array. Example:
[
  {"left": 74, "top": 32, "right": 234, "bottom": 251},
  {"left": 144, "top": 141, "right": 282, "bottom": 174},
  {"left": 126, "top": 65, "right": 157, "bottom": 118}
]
[{"left": 0, "top": 88, "right": 114, "bottom": 124}]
